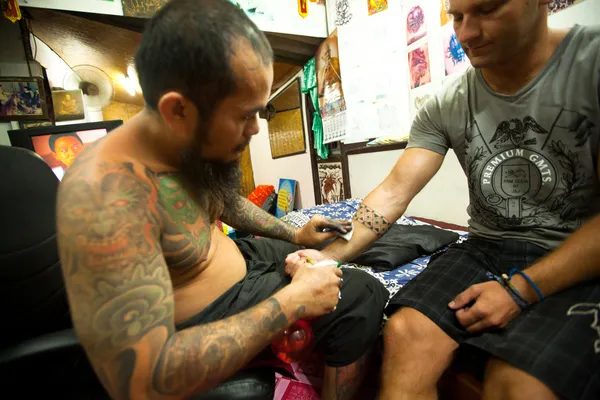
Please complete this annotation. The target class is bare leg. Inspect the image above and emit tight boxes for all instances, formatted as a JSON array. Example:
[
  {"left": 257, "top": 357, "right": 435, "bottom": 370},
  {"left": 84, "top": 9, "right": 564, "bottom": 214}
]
[
  {"left": 321, "top": 348, "right": 372, "bottom": 400},
  {"left": 379, "top": 308, "right": 458, "bottom": 400},
  {"left": 483, "top": 358, "right": 558, "bottom": 400}
]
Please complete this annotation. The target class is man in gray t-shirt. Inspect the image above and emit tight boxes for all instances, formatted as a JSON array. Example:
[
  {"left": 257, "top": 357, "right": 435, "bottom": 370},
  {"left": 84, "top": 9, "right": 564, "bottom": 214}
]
[
  {"left": 410, "top": 24, "right": 600, "bottom": 251},
  {"left": 285, "top": 2, "right": 600, "bottom": 399}
]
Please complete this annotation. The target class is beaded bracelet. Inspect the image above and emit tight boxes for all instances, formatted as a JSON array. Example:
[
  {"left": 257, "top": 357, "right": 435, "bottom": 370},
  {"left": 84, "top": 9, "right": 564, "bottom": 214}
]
[{"left": 486, "top": 271, "right": 530, "bottom": 310}]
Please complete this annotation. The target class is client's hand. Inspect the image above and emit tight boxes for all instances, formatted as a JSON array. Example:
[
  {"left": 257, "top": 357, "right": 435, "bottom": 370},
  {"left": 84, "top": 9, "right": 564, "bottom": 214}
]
[
  {"left": 289, "top": 262, "right": 343, "bottom": 317},
  {"left": 285, "top": 249, "right": 337, "bottom": 277},
  {"left": 448, "top": 281, "right": 522, "bottom": 333},
  {"left": 294, "top": 216, "right": 352, "bottom": 247}
]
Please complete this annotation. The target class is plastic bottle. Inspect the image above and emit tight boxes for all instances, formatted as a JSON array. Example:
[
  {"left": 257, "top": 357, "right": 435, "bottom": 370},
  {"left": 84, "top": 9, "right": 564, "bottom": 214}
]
[{"left": 270, "top": 319, "right": 315, "bottom": 363}]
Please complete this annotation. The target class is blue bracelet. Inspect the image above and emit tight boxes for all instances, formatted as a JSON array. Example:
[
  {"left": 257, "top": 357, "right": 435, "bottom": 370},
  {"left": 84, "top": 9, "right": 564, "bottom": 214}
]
[
  {"left": 486, "top": 272, "right": 529, "bottom": 310},
  {"left": 509, "top": 268, "right": 545, "bottom": 302}
]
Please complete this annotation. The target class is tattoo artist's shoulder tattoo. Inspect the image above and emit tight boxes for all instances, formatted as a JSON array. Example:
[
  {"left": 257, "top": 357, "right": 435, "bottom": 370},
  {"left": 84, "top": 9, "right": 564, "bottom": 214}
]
[
  {"left": 57, "top": 157, "right": 175, "bottom": 398},
  {"left": 353, "top": 204, "right": 392, "bottom": 237},
  {"left": 151, "top": 172, "right": 212, "bottom": 270}
]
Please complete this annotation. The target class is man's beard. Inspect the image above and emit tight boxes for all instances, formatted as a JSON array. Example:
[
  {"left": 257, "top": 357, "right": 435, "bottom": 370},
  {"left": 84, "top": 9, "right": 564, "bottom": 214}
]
[{"left": 179, "top": 140, "right": 242, "bottom": 220}]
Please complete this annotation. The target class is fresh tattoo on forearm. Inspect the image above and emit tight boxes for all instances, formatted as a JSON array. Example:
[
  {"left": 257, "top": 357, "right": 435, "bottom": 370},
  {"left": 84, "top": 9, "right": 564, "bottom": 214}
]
[
  {"left": 353, "top": 204, "right": 392, "bottom": 237},
  {"left": 221, "top": 196, "right": 297, "bottom": 242}
]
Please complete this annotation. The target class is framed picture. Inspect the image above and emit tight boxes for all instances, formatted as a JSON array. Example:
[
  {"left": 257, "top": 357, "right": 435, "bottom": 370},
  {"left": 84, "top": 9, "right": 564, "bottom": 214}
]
[
  {"left": 268, "top": 78, "right": 307, "bottom": 159},
  {"left": 0, "top": 77, "right": 48, "bottom": 121},
  {"left": 19, "top": 120, "right": 54, "bottom": 129},
  {"left": 318, "top": 161, "right": 345, "bottom": 204},
  {"left": 52, "top": 89, "right": 85, "bottom": 122}
]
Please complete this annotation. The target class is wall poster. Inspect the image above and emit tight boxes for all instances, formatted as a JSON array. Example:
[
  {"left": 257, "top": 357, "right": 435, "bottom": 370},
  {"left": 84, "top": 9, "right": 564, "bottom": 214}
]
[
  {"left": 316, "top": 29, "right": 348, "bottom": 143},
  {"left": 318, "top": 162, "right": 345, "bottom": 204}
]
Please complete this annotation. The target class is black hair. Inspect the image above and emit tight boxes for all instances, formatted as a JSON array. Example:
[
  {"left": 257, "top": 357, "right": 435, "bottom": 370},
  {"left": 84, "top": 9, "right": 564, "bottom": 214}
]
[
  {"left": 134, "top": 0, "right": 273, "bottom": 121},
  {"left": 48, "top": 133, "right": 83, "bottom": 153}
]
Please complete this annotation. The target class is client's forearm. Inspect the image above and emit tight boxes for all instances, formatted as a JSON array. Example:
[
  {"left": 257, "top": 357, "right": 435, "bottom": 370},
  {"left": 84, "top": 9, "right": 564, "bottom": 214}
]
[
  {"left": 221, "top": 196, "right": 297, "bottom": 242},
  {"left": 323, "top": 182, "right": 408, "bottom": 263},
  {"left": 152, "top": 287, "right": 302, "bottom": 398}
]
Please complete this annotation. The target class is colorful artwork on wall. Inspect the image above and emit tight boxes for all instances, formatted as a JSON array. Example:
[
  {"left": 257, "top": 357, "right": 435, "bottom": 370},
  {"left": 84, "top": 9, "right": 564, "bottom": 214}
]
[
  {"left": 441, "top": 23, "right": 471, "bottom": 76},
  {"left": 406, "top": 3, "right": 427, "bottom": 46},
  {"left": 0, "top": 77, "right": 47, "bottom": 121},
  {"left": 276, "top": 179, "right": 298, "bottom": 218},
  {"left": 318, "top": 162, "right": 345, "bottom": 204},
  {"left": 368, "top": 0, "right": 388, "bottom": 16},
  {"left": 408, "top": 44, "right": 431, "bottom": 89}
]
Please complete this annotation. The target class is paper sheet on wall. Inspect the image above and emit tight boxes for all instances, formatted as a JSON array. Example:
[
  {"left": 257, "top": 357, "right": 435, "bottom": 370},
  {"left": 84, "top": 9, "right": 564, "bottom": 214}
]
[
  {"left": 335, "top": 0, "right": 411, "bottom": 143},
  {"left": 315, "top": 28, "right": 348, "bottom": 143}
]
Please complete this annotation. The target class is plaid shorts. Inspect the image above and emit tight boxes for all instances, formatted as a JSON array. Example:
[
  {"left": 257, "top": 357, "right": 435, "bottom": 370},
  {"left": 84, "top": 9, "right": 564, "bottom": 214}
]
[{"left": 386, "top": 238, "right": 600, "bottom": 400}]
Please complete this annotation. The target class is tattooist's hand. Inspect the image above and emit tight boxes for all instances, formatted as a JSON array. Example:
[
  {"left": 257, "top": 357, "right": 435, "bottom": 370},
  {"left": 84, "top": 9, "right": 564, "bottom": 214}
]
[
  {"left": 288, "top": 262, "right": 343, "bottom": 318},
  {"left": 285, "top": 249, "right": 338, "bottom": 278},
  {"left": 293, "top": 216, "right": 352, "bottom": 247},
  {"left": 448, "top": 281, "right": 522, "bottom": 333}
]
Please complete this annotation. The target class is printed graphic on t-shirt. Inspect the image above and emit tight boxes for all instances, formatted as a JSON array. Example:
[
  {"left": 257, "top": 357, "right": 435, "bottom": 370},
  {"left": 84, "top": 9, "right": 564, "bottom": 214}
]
[{"left": 465, "top": 108, "right": 596, "bottom": 229}]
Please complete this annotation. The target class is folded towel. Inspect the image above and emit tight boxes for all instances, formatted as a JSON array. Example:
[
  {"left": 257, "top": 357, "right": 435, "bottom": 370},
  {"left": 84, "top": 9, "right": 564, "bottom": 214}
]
[{"left": 350, "top": 224, "right": 459, "bottom": 272}]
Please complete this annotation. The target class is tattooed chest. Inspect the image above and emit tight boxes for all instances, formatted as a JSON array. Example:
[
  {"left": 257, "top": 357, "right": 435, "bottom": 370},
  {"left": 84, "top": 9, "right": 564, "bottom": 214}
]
[{"left": 156, "top": 175, "right": 212, "bottom": 271}]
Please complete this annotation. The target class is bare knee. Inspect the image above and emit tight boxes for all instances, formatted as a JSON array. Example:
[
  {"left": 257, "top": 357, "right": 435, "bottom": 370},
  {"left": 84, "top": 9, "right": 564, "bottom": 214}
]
[
  {"left": 483, "top": 358, "right": 558, "bottom": 400},
  {"left": 383, "top": 308, "right": 458, "bottom": 359}
]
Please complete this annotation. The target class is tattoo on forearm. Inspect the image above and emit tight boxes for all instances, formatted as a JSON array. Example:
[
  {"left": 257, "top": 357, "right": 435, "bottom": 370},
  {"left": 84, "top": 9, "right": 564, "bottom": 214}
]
[
  {"left": 152, "top": 298, "right": 289, "bottom": 394},
  {"left": 222, "top": 196, "right": 296, "bottom": 242},
  {"left": 58, "top": 158, "right": 293, "bottom": 399},
  {"left": 353, "top": 204, "right": 391, "bottom": 237}
]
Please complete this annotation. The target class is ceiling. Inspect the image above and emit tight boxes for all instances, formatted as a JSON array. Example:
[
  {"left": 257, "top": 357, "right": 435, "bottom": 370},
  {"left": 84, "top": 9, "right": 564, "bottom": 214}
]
[{"left": 24, "top": 7, "right": 323, "bottom": 105}]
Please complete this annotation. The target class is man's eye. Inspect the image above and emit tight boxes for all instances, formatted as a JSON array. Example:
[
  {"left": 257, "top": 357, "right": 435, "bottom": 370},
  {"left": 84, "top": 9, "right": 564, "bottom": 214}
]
[{"left": 479, "top": 5, "right": 498, "bottom": 15}]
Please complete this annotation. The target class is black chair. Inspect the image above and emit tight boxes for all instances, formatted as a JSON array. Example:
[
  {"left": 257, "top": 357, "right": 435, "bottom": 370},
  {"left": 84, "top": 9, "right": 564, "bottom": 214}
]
[{"left": 0, "top": 146, "right": 275, "bottom": 399}]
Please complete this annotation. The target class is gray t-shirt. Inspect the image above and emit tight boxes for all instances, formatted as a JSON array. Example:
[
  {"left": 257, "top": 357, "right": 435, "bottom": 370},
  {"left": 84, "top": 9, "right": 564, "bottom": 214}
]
[{"left": 408, "top": 25, "right": 600, "bottom": 250}]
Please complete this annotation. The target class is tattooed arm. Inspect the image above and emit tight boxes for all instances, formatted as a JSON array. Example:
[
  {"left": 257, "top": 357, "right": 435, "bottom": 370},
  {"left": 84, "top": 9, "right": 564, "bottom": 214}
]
[
  {"left": 57, "top": 161, "right": 336, "bottom": 400},
  {"left": 221, "top": 196, "right": 297, "bottom": 242},
  {"left": 221, "top": 196, "right": 353, "bottom": 246},
  {"left": 321, "top": 148, "right": 444, "bottom": 262}
]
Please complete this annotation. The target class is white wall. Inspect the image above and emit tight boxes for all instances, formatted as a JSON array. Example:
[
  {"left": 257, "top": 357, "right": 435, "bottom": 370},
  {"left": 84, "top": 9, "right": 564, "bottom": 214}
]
[
  {"left": 0, "top": 17, "right": 43, "bottom": 147},
  {"left": 348, "top": 149, "right": 470, "bottom": 226},
  {"left": 548, "top": 1, "right": 600, "bottom": 29},
  {"left": 249, "top": 75, "right": 316, "bottom": 209}
]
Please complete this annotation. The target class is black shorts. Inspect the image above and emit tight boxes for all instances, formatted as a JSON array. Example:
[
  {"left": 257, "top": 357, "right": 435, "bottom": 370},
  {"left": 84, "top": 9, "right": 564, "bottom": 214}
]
[
  {"left": 386, "top": 238, "right": 600, "bottom": 400},
  {"left": 177, "top": 238, "right": 389, "bottom": 367}
]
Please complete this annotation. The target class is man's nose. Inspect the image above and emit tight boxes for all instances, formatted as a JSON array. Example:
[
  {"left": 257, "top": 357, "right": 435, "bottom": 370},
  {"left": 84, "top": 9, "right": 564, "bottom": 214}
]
[
  {"left": 456, "top": 16, "right": 482, "bottom": 48},
  {"left": 245, "top": 114, "right": 261, "bottom": 137}
]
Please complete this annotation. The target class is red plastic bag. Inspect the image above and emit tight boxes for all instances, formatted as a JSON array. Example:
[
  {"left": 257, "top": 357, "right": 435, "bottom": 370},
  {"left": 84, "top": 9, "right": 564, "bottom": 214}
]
[{"left": 248, "top": 185, "right": 275, "bottom": 207}]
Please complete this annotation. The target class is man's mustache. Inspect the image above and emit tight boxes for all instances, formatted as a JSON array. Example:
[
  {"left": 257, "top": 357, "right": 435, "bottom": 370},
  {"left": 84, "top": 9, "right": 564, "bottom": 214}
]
[{"left": 234, "top": 139, "right": 251, "bottom": 153}]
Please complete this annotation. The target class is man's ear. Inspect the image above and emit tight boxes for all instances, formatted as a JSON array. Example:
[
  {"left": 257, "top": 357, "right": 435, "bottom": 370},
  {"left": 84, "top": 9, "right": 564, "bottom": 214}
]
[{"left": 157, "top": 91, "right": 198, "bottom": 140}]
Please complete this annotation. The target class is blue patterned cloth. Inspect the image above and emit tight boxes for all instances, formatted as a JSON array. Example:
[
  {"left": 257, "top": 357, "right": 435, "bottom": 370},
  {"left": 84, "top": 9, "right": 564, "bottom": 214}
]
[{"left": 282, "top": 199, "right": 468, "bottom": 299}]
